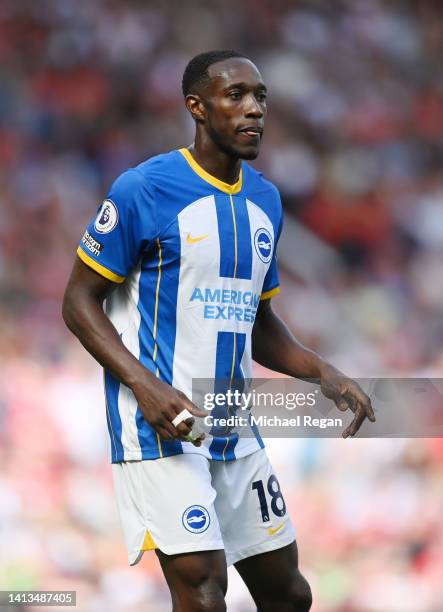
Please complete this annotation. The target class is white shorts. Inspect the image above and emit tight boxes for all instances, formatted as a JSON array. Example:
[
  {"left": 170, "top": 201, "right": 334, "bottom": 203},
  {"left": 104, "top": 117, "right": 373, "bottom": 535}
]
[{"left": 112, "top": 448, "right": 296, "bottom": 567}]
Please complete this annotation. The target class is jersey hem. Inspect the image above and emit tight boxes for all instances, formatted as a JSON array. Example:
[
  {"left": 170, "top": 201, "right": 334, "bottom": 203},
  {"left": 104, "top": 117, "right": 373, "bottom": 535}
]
[
  {"left": 77, "top": 246, "right": 126, "bottom": 283},
  {"left": 111, "top": 441, "right": 266, "bottom": 463},
  {"left": 225, "top": 532, "right": 296, "bottom": 566},
  {"left": 129, "top": 541, "right": 225, "bottom": 566},
  {"left": 261, "top": 286, "right": 281, "bottom": 300}
]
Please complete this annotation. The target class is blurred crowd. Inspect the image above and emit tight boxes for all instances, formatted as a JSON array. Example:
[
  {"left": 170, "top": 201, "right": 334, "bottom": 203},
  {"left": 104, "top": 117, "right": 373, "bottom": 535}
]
[{"left": 0, "top": 0, "right": 442, "bottom": 610}]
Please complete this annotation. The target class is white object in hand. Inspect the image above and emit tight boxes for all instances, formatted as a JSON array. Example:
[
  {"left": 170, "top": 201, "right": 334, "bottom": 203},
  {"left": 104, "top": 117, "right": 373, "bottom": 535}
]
[
  {"left": 172, "top": 408, "right": 194, "bottom": 428},
  {"left": 172, "top": 408, "right": 206, "bottom": 443}
]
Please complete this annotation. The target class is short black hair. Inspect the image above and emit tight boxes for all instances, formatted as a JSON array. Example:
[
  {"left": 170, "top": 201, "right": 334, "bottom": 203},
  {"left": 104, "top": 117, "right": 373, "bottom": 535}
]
[{"left": 182, "top": 50, "right": 248, "bottom": 97}]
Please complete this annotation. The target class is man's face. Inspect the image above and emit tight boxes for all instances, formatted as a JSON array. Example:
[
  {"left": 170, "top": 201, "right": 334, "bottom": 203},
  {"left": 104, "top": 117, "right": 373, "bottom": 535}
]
[{"left": 200, "top": 58, "right": 267, "bottom": 160}]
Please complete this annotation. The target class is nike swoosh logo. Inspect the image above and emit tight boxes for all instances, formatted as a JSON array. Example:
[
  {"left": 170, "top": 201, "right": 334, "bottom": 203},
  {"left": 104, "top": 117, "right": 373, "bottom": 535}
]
[
  {"left": 187, "top": 232, "right": 209, "bottom": 245},
  {"left": 268, "top": 522, "right": 285, "bottom": 536}
]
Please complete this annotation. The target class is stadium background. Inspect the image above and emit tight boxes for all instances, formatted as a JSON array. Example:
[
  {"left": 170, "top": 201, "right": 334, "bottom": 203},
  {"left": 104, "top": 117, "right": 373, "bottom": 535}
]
[{"left": 1, "top": 0, "right": 443, "bottom": 610}]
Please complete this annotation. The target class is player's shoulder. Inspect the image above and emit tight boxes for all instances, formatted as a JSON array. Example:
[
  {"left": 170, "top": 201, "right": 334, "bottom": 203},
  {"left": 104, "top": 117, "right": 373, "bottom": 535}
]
[
  {"left": 112, "top": 150, "right": 183, "bottom": 192},
  {"left": 134, "top": 149, "right": 185, "bottom": 183},
  {"left": 242, "top": 163, "right": 282, "bottom": 214},
  {"left": 243, "top": 163, "right": 281, "bottom": 199}
]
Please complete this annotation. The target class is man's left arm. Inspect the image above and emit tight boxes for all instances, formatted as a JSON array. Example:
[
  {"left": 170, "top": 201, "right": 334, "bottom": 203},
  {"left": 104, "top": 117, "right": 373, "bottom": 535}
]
[{"left": 252, "top": 298, "right": 376, "bottom": 438}]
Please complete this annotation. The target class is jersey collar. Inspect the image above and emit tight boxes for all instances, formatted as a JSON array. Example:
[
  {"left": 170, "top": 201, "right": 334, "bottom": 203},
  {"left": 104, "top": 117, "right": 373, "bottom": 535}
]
[{"left": 179, "top": 148, "right": 243, "bottom": 195}]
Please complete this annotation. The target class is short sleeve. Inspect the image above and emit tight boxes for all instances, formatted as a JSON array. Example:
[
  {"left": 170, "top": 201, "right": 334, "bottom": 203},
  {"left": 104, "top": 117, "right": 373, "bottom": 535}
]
[
  {"left": 261, "top": 212, "right": 283, "bottom": 300},
  {"left": 77, "top": 169, "right": 157, "bottom": 283}
]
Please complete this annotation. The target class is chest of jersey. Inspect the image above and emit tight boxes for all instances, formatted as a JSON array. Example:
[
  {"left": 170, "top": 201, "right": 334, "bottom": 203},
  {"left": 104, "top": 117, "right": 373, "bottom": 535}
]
[{"left": 153, "top": 194, "right": 274, "bottom": 329}]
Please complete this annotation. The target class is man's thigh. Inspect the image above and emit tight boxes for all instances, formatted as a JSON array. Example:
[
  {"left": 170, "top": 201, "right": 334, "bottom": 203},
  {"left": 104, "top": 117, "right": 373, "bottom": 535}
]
[
  {"left": 156, "top": 548, "right": 228, "bottom": 612},
  {"left": 234, "top": 542, "right": 312, "bottom": 612}
]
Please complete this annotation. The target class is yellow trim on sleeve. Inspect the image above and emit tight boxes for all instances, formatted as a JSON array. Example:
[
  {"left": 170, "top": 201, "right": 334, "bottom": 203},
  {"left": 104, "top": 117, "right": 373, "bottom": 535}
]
[
  {"left": 260, "top": 286, "right": 281, "bottom": 300},
  {"left": 77, "top": 246, "right": 125, "bottom": 283},
  {"left": 179, "top": 148, "right": 242, "bottom": 194}
]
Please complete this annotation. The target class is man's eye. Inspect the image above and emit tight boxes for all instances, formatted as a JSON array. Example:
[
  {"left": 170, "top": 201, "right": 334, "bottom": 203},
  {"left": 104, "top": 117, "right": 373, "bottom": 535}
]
[
  {"left": 257, "top": 93, "right": 267, "bottom": 102},
  {"left": 229, "top": 92, "right": 241, "bottom": 100}
]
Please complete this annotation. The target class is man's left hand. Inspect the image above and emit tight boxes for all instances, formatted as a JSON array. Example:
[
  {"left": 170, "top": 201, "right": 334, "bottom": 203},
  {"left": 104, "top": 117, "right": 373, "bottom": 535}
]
[{"left": 319, "top": 364, "right": 376, "bottom": 438}]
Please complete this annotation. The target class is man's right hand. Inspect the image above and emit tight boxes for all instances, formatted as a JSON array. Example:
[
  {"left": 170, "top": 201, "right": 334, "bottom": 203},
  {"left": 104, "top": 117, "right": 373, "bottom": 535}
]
[{"left": 131, "top": 376, "right": 208, "bottom": 447}]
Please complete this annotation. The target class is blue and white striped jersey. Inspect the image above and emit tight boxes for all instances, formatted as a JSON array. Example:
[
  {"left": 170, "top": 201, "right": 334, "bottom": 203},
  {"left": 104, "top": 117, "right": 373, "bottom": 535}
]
[{"left": 78, "top": 148, "right": 283, "bottom": 463}]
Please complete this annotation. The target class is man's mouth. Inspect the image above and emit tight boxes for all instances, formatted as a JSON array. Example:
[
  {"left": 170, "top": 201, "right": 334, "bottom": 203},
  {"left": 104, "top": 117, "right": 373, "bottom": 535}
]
[{"left": 238, "top": 126, "right": 263, "bottom": 139}]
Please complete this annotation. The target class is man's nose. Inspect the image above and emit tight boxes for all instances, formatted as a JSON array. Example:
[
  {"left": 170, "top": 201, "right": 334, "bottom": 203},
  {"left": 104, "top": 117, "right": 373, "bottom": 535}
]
[{"left": 245, "top": 95, "right": 263, "bottom": 117}]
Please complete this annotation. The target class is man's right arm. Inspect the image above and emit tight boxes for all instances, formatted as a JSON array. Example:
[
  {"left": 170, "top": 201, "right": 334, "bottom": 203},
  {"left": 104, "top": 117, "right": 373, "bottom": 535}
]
[{"left": 62, "top": 257, "right": 206, "bottom": 444}]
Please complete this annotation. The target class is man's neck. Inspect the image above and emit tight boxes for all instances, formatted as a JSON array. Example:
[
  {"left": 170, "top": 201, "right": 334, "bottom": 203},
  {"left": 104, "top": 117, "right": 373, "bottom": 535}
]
[{"left": 189, "top": 136, "right": 241, "bottom": 185}]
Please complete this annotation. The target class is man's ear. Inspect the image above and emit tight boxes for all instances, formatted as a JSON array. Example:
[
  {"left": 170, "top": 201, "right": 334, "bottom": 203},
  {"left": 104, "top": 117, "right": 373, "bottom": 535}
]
[{"left": 185, "top": 94, "right": 206, "bottom": 123}]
